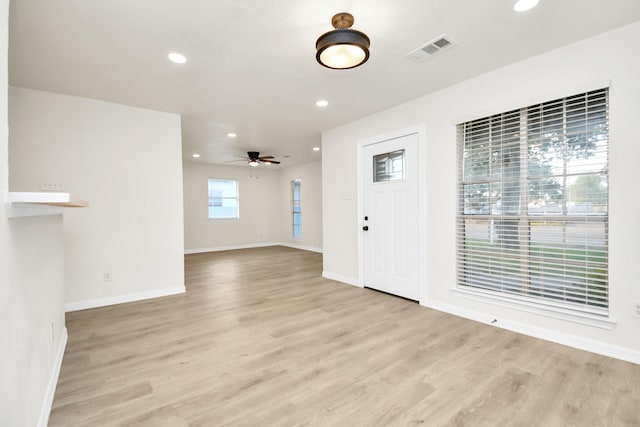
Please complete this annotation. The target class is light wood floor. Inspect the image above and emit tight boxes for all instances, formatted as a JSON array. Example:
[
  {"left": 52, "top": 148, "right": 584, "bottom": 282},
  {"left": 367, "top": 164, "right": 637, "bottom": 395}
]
[{"left": 50, "top": 246, "right": 640, "bottom": 426}]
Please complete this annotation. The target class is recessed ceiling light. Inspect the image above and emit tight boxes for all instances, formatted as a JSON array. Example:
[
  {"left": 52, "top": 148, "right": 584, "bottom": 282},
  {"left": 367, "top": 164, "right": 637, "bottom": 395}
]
[
  {"left": 227, "top": 132, "right": 237, "bottom": 138},
  {"left": 168, "top": 52, "right": 187, "bottom": 64},
  {"left": 513, "top": 0, "right": 539, "bottom": 12},
  {"left": 313, "top": 147, "right": 321, "bottom": 151},
  {"left": 316, "top": 100, "right": 329, "bottom": 108},
  {"left": 192, "top": 153, "right": 200, "bottom": 158}
]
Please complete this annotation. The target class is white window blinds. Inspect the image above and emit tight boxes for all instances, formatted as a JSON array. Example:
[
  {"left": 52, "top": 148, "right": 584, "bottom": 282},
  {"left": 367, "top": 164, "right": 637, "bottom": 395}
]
[
  {"left": 456, "top": 88, "right": 609, "bottom": 316},
  {"left": 292, "top": 179, "right": 301, "bottom": 238},
  {"left": 208, "top": 179, "right": 239, "bottom": 219}
]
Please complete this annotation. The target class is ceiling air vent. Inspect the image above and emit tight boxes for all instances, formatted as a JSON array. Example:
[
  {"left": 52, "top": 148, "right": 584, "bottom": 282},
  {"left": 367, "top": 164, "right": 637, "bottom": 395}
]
[{"left": 406, "top": 34, "right": 457, "bottom": 63}]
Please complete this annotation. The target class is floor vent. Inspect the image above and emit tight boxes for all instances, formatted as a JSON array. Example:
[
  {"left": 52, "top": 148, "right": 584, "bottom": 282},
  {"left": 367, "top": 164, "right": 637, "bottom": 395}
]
[{"left": 406, "top": 34, "right": 457, "bottom": 62}]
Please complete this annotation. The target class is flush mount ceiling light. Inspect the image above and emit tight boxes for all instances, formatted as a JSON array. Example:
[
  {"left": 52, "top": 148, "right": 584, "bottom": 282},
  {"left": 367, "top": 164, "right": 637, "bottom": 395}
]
[
  {"left": 514, "top": 0, "right": 539, "bottom": 12},
  {"left": 316, "top": 13, "right": 370, "bottom": 70}
]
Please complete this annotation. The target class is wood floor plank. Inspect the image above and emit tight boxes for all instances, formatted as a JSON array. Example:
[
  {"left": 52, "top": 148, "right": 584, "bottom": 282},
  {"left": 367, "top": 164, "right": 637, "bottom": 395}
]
[{"left": 48, "top": 246, "right": 640, "bottom": 426}]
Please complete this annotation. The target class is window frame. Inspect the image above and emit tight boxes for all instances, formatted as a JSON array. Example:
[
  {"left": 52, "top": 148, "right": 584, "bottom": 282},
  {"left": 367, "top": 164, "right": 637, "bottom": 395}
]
[
  {"left": 207, "top": 178, "right": 239, "bottom": 220},
  {"left": 455, "top": 87, "right": 612, "bottom": 327},
  {"left": 291, "top": 178, "right": 302, "bottom": 239}
]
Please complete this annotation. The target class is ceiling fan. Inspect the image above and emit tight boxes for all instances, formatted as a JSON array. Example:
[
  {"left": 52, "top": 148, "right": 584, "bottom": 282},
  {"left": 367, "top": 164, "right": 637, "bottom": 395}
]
[
  {"left": 229, "top": 151, "right": 281, "bottom": 167},
  {"left": 244, "top": 151, "right": 280, "bottom": 167}
]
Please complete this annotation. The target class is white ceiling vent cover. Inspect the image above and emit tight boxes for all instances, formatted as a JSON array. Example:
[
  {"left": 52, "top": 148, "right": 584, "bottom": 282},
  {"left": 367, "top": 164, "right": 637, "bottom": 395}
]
[{"left": 406, "top": 34, "right": 457, "bottom": 62}]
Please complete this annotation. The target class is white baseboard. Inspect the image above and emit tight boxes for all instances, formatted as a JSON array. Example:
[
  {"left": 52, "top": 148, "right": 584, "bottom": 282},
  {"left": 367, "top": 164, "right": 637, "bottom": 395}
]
[
  {"left": 37, "top": 327, "right": 67, "bottom": 427},
  {"left": 322, "top": 271, "right": 362, "bottom": 288},
  {"left": 65, "top": 286, "right": 186, "bottom": 312},
  {"left": 184, "top": 242, "right": 280, "bottom": 254},
  {"left": 422, "top": 299, "right": 640, "bottom": 365},
  {"left": 185, "top": 242, "right": 323, "bottom": 255},
  {"left": 278, "top": 242, "right": 323, "bottom": 253}
]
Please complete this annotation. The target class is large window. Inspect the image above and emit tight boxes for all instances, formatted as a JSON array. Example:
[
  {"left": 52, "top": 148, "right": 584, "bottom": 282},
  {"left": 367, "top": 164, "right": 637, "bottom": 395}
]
[
  {"left": 457, "top": 88, "right": 609, "bottom": 316},
  {"left": 208, "top": 179, "right": 239, "bottom": 219},
  {"left": 292, "top": 179, "right": 301, "bottom": 238}
]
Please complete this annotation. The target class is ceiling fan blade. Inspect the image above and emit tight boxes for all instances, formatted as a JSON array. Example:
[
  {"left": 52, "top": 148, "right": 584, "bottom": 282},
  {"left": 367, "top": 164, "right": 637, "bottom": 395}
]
[
  {"left": 262, "top": 160, "right": 280, "bottom": 164},
  {"left": 259, "top": 155, "right": 274, "bottom": 159},
  {"left": 225, "top": 159, "right": 247, "bottom": 163}
]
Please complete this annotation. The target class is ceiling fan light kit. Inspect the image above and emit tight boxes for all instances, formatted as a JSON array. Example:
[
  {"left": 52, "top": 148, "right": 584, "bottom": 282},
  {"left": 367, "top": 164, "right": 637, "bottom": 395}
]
[
  {"left": 316, "top": 12, "right": 370, "bottom": 70},
  {"left": 246, "top": 151, "right": 280, "bottom": 167}
]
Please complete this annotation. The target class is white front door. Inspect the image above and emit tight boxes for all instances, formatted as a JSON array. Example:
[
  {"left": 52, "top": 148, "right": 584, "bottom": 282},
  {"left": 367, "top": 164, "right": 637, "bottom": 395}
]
[{"left": 362, "top": 132, "right": 419, "bottom": 300}]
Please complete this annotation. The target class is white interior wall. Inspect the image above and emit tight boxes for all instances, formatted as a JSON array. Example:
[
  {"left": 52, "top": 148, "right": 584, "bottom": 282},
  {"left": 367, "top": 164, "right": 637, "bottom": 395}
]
[
  {"left": 9, "top": 87, "right": 185, "bottom": 309},
  {"left": 183, "top": 161, "right": 281, "bottom": 252},
  {"left": 0, "top": 2, "right": 67, "bottom": 425},
  {"left": 183, "top": 160, "right": 323, "bottom": 253},
  {"left": 278, "top": 160, "right": 322, "bottom": 252},
  {"left": 322, "top": 21, "right": 640, "bottom": 361}
]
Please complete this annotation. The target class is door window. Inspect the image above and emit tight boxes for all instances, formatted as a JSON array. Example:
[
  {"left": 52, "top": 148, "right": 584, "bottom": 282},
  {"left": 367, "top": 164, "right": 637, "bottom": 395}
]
[{"left": 373, "top": 149, "right": 405, "bottom": 182}]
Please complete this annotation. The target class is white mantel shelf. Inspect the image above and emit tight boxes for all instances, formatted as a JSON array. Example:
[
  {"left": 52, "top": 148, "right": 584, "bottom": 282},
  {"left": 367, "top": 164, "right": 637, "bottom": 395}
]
[{"left": 6, "top": 192, "right": 89, "bottom": 218}]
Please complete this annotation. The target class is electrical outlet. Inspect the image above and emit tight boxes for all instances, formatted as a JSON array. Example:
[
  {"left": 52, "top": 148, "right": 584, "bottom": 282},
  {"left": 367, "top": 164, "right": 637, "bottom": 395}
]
[
  {"left": 633, "top": 300, "right": 640, "bottom": 319},
  {"left": 103, "top": 272, "right": 112, "bottom": 282},
  {"left": 40, "top": 182, "right": 64, "bottom": 191}
]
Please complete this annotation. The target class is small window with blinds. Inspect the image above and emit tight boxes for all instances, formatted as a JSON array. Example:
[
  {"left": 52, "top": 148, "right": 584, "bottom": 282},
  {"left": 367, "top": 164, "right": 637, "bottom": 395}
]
[
  {"left": 292, "top": 179, "right": 302, "bottom": 238},
  {"left": 208, "top": 179, "right": 239, "bottom": 219},
  {"left": 457, "top": 88, "right": 609, "bottom": 316}
]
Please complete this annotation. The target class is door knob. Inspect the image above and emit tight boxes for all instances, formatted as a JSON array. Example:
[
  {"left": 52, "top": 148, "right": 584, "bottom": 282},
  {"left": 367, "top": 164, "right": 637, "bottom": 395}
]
[{"left": 362, "top": 226, "right": 369, "bottom": 231}]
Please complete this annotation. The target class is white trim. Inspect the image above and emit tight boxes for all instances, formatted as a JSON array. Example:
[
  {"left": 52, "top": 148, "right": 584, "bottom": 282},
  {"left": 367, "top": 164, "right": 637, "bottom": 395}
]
[
  {"left": 416, "top": 124, "right": 428, "bottom": 305},
  {"left": 184, "top": 242, "right": 280, "bottom": 254},
  {"left": 452, "top": 287, "right": 615, "bottom": 330},
  {"left": 37, "top": 327, "right": 67, "bottom": 427},
  {"left": 279, "top": 242, "right": 323, "bottom": 253},
  {"left": 185, "top": 242, "right": 322, "bottom": 255},
  {"left": 357, "top": 125, "right": 427, "bottom": 297},
  {"left": 422, "top": 299, "right": 640, "bottom": 365},
  {"left": 65, "top": 286, "right": 185, "bottom": 312},
  {"left": 357, "top": 134, "right": 364, "bottom": 287},
  {"left": 322, "top": 271, "right": 362, "bottom": 288}
]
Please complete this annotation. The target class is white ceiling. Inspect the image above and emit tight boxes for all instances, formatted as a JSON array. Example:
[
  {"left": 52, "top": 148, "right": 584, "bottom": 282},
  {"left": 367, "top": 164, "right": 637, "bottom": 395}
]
[{"left": 9, "top": 1, "right": 640, "bottom": 167}]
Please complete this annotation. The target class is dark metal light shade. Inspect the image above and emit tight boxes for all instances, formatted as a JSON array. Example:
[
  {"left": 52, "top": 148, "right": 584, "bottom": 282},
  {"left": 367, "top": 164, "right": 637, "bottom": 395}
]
[{"left": 316, "top": 13, "right": 370, "bottom": 70}]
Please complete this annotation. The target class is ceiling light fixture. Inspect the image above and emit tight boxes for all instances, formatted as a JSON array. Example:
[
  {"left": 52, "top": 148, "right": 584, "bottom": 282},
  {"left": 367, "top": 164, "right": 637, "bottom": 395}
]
[
  {"left": 313, "top": 147, "right": 321, "bottom": 151},
  {"left": 316, "top": 100, "right": 329, "bottom": 108},
  {"left": 227, "top": 132, "right": 237, "bottom": 138},
  {"left": 168, "top": 52, "right": 187, "bottom": 64},
  {"left": 192, "top": 153, "right": 200, "bottom": 158},
  {"left": 248, "top": 160, "right": 259, "bottom": 167},
  {"left": 316, "top": 13, "right": 370, "bottom": 70},
  {"left": 513, "top": 0, "right": 539, "bottom": 12}
]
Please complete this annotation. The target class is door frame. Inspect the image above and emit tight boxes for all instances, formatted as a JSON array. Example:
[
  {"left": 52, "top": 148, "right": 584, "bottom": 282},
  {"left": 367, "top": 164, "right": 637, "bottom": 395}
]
[{"left": 357, "top": 124, "right": 427, "bottom": 304}]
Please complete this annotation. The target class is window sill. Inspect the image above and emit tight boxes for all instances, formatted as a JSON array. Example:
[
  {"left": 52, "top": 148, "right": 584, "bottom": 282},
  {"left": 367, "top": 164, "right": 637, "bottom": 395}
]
[{"left": 452, "top": 287, "right": 616, "bottom": 330}]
